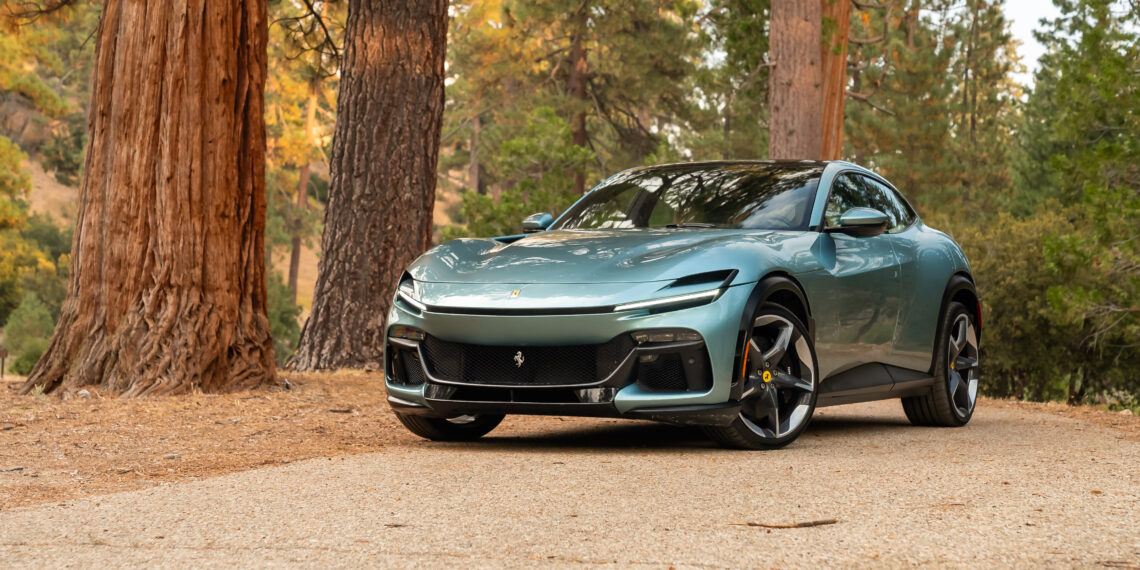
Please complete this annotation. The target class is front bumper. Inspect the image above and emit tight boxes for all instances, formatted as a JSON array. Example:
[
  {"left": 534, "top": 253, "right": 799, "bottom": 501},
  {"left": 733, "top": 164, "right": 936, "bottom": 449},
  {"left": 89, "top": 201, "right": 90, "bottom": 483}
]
[{"left": 384, "top": 283, "right": 753, "bottom": 426}]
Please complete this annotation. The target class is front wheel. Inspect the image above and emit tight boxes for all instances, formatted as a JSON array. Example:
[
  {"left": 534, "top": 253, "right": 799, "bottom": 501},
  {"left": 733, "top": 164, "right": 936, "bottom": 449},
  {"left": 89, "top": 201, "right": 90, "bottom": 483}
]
[
  {"left": 902, "top": 301, "right": 979, "bottom": 427},
  {"left": 704, "top": 304, "right": 819, "bottom": 449},
  {"left": 394, "top": 412, "right": 505, "bottom": 441}
]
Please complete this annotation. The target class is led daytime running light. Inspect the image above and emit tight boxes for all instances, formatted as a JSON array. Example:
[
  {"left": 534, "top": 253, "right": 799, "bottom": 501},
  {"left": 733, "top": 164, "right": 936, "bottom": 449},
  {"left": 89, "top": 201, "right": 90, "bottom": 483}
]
[
  {"left": 397, "top": 290, "right": 426, "bottom": 312},
  {"left": 613, "top": 288, "right": 721, "bottom": 312}
]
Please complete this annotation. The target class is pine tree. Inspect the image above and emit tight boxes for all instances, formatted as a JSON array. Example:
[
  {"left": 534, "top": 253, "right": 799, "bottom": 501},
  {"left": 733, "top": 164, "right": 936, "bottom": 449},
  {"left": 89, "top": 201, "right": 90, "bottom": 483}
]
[
  {"left": 289, "top": 0, "right": 449, "bottom": 370},
  {"left": 1021, "top": 0, "right": 1140, "bottom": 399},
  {"left": 945, "top": 0, "right": 1019, "bottom": 210},
  {"left": 442, "top": 0, "right": 700, "bottom": 226},
  {"left": 843, "top": 1, "right": 957, "bottom": 211}
]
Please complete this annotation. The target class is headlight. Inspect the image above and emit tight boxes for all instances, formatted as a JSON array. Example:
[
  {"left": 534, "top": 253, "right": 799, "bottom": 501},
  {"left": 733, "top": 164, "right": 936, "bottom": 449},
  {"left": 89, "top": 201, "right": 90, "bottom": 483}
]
[
  {"left": 396, "top": 275, "right": 426, "bottom": 312},
  {"left": 613, "top": 287, "right": 722, "bottom": 313}
]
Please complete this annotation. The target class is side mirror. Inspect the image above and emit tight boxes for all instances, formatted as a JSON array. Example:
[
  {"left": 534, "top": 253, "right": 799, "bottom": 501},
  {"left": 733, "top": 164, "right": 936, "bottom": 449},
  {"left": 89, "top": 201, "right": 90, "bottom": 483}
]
[
  {"left": 827, "top": 207, "right": 889, "bottom": 237},
  {"left": 522, "top": 212, "right": 554, "bottom": 233}
]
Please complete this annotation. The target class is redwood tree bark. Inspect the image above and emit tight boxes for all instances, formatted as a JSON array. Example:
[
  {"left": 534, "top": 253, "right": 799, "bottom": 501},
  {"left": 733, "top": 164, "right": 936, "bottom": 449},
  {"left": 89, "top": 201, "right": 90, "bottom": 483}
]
[
  {"left": 768, "top": 0, "right": 823, "bottom": 160},
  {"left": 820, "top": 0, "right": 851, "bottom": 160},
  {"left": 289, "top": 0, "right": 448, "bottom": 370},
  {"left": 21, "top": 0, "right": 275, "bottom": 396}
]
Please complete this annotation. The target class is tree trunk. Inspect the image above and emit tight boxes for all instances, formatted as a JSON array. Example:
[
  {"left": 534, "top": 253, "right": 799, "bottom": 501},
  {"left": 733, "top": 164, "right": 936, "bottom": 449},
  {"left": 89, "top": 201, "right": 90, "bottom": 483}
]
[
  {"left": 768, "top": 0, "right": 823, "bottom": 160},
  {"left": 568, "top": 8, "right": 588, "bottom": 195},
  {"left": 820, "top": 0, "right": 851, "bottom": 161},
  {"left": 21, "top": 0, "right": 275, "bottom": 396},
  {"left": 288, "top": 82, "right": 320, "bottom": 304},
  {"left": 289, "top": 0, "right": 448, "bottom": 371}
]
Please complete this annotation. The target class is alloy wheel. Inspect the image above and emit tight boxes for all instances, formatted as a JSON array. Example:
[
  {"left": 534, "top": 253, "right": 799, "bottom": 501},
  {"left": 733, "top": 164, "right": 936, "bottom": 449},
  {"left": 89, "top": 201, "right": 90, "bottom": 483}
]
[
  {"left": 946, "top": 314, "right": 979, "bottom": 418},
  {"left": 739, "top": 314, "right": 816, "bottom": 439}
]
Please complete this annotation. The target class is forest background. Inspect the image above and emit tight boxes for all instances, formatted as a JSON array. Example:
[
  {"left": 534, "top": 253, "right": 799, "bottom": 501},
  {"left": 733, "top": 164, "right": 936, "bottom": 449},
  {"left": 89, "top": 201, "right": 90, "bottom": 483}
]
[{"left": 0, "top": 0, "right": 1136, "bottom": 409}]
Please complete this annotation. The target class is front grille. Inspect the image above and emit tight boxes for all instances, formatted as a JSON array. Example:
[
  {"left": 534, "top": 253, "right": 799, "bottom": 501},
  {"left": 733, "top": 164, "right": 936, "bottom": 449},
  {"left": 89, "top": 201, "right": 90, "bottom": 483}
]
[{"left": 420, "top": 334, "right": 633, "bottom": 387}]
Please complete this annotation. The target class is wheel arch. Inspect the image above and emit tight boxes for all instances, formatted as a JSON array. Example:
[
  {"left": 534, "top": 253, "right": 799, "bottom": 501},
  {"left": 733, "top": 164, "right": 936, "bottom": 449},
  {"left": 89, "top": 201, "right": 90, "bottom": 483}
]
[
  {"left": 931, "top": 272, "right": 981, "bottom": 373},
  {"left": 730, "top": 273, "right": 815, "bottom": 400}
]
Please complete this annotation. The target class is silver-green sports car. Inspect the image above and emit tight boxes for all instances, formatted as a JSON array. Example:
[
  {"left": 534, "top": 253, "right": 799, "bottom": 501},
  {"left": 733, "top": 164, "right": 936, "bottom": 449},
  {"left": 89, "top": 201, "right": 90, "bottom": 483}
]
[{"left": 385, "top": 160, "right": 981, "bottom": 449}]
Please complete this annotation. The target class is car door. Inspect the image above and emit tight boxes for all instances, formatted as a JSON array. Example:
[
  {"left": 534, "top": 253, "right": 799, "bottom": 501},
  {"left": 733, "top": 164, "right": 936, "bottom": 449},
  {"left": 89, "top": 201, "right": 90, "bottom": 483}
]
[
  {"left": 859, "top": 175, "right": 929, "bottom": 373},
  {"left": 810, "top": 172, "right": 903, "bottom": 380}
]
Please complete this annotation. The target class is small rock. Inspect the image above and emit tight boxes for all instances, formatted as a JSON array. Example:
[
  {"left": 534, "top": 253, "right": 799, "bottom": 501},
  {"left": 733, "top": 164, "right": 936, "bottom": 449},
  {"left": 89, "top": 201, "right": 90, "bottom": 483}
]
[
  {"left": 1119, "top": 409, "right": 1134, "bottom": 416},
  {"left": 364, "top": 361, "right": 380, "bottom": 372},
  {"left": 163, "top": 453, "right": 181, "bottom": 460},
  {"left": 77, "top": 389, "right": 91, "bottom": 399}
]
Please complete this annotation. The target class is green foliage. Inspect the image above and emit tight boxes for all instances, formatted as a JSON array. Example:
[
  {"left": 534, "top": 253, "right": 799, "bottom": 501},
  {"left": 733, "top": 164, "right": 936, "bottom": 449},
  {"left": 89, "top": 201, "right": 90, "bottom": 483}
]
[
  {"left": 1020, "top": 0, "right": 1140, "bottom": 402},
  {"left": 266, "top": 269, "right": 301, "bottom": 367},
  {"left": 442, "top": 0, "right": 701, "bottom": 204},
  {"left": 941, "top": 208, "right": 1085, "bottom": 401},
  {"left": 681, "top": 0, "right": 771, "bottom": 160},
  {"left": 39, "top": 112, "right": 86, "bottom": 185},
  {"left": 0, "top": 135, "right": 30, "bottom": 229},
  {"left": 3, "top": 291, "right": 53, "bottom": 374},
  {"left": 442, "top": 108, "right": 592, "bottom": 239},
  {"left": 19, "top": 213, "right": 71, "bottom": 260},
  {"left": 9, "top": 337, "right": 47, "bottom": 375},
  {"left": 844, "top": 0, "right": 1019, "bottom": 215}
]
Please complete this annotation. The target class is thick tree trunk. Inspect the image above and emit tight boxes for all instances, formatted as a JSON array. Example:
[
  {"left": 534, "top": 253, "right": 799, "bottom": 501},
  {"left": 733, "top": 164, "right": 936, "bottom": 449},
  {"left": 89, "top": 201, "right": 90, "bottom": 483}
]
[
  {"left": 289, "top": 0, "right": 448, "bottom": 371},
  {"left": 568, "top": 9, "right": 588, "bottom": 195},
  {"left": 21, "top": 0, "right": 275, "bottom": 396},
  {"left": 820, "top": 0, "right": 851, "bottom": 161},
  {"left": 768, "top": 0, "right": 823, "bottom": 160},
  {"left": 288, "top": 82, "right": 319, "bottom": 304}
]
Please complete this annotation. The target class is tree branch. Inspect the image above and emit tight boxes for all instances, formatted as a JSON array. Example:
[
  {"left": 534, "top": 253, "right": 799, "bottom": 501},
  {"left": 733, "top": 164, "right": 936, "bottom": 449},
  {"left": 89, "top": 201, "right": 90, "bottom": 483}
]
[
  {"left": 272, "top": 0, "right": 343, "bottom": 79},
  {"left": 846, "top": 90, "right": 895, "bottom": 115},
  {"left": 3, "top": 0, "right": 77, "bottom": 25}
]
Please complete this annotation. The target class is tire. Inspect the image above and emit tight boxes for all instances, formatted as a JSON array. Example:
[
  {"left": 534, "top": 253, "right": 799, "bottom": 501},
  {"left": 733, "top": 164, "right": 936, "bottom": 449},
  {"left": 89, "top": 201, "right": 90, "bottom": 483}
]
[
  {"left": 394, "top": 412, "right": 505, "bottom": 441},
  {"left": 902, "top": 301, "right": 980, "bottom": 427},
  {"left": 704, "top": 303, "right": 819, "bottom": 449}
]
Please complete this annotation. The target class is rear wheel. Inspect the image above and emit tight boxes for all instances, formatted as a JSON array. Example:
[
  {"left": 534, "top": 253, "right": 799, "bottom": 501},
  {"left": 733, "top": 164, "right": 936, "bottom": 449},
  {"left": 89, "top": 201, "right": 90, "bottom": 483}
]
[
  {"left": 704, "top": 304, "right": 818, "bottom": 449},
  {"left": 902, "top": 301, "right": 979, "bottom": 427},
  {"left": 394, "top": 412, "right": 505, "bottom": 441}
]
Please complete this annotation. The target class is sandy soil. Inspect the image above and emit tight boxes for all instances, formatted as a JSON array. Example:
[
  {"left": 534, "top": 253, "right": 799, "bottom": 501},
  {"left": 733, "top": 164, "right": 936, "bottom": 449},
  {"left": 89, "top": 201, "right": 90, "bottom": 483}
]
[
  {"left": 0, "top": 380, "right": 1137, "bottom": 567},
  {"left": 2, "top": 373, "right": 1138, "bottom": 513},
  {"left": 0, "top": 372, "right": 399, "bottom": 510}
]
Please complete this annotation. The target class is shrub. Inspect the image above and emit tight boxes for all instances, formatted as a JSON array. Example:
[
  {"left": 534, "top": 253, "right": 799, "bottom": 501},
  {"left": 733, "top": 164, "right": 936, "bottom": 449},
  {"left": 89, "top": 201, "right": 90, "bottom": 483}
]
[
  {"left": 9, "top": 337, "right": 48, "bottom": 375},
  {"left": 266, "top": 269, "right": 301, "bottom": 366}
]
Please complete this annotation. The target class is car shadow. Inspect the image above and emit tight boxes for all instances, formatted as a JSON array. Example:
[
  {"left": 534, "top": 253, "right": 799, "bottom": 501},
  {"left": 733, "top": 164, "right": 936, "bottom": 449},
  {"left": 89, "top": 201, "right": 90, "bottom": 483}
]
[{"left": 442, "top": 412, "right": 916, "bottom": 453}]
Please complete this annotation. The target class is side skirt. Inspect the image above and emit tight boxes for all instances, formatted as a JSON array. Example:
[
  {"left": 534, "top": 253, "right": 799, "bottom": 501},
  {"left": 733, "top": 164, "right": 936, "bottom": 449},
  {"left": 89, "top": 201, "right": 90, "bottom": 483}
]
[{"left": 817, "top": 363, "right": 935, "bottom": 407}]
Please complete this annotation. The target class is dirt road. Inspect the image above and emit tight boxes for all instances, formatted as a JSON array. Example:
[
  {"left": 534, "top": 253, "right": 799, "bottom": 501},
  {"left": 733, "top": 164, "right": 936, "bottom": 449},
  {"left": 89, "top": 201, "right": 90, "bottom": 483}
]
[{"left": 1, "top": 399, "right": 1137, "bottom": 568}]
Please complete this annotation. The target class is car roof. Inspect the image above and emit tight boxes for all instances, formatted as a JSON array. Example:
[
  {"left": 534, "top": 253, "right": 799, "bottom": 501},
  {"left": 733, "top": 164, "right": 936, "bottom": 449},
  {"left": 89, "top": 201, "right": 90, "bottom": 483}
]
[{"left": 623, "top": 159, "right": 872, "bottom": 176}]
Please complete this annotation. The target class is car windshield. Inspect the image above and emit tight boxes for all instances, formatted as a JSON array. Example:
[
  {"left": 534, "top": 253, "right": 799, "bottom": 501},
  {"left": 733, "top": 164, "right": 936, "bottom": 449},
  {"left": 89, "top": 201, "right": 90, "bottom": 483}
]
[{"left": 552, "top": 162, "right": 824, "bottom": 231}]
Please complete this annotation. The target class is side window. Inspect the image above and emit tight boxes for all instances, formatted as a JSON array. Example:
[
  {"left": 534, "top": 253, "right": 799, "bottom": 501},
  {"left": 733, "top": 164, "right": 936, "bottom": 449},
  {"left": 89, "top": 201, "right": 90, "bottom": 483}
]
[
  {"left": 861, "top": 176, "right": 911, "bottom": 233},
  {"left": 824, "top": 173, "right": 873, "bottom": 227}
]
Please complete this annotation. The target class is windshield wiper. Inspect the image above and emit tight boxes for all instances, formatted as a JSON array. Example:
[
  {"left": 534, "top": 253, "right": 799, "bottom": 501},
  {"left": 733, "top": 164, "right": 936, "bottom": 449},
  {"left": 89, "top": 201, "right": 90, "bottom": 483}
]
[{"left": 662, "top": 222, "right": 717, "bottom": 229}]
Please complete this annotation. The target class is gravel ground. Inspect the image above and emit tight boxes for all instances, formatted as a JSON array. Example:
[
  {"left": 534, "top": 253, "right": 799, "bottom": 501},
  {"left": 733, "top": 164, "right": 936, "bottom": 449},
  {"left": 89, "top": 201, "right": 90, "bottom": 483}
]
[{"left": 0, "top": 400, "right": 1137, "bottom": 568}]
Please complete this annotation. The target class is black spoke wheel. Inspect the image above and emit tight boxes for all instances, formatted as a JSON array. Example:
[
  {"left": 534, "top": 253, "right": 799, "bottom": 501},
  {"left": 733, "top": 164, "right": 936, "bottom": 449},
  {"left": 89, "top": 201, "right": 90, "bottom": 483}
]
[
  {"left": 902, "top": 301, "right": 980, "bottom": 427},
  {"left": 394, "top": 412, "right": 505, "bottom": 441},
  {"left": 704, "top": 304, "right": 818, "bottom": 449}
]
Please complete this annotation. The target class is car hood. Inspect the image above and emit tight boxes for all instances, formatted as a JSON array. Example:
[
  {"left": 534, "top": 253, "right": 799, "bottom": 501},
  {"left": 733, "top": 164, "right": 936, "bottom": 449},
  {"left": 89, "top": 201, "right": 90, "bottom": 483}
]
[{"left": 408, "top": 228, "right": 807, "bottom": 285}]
